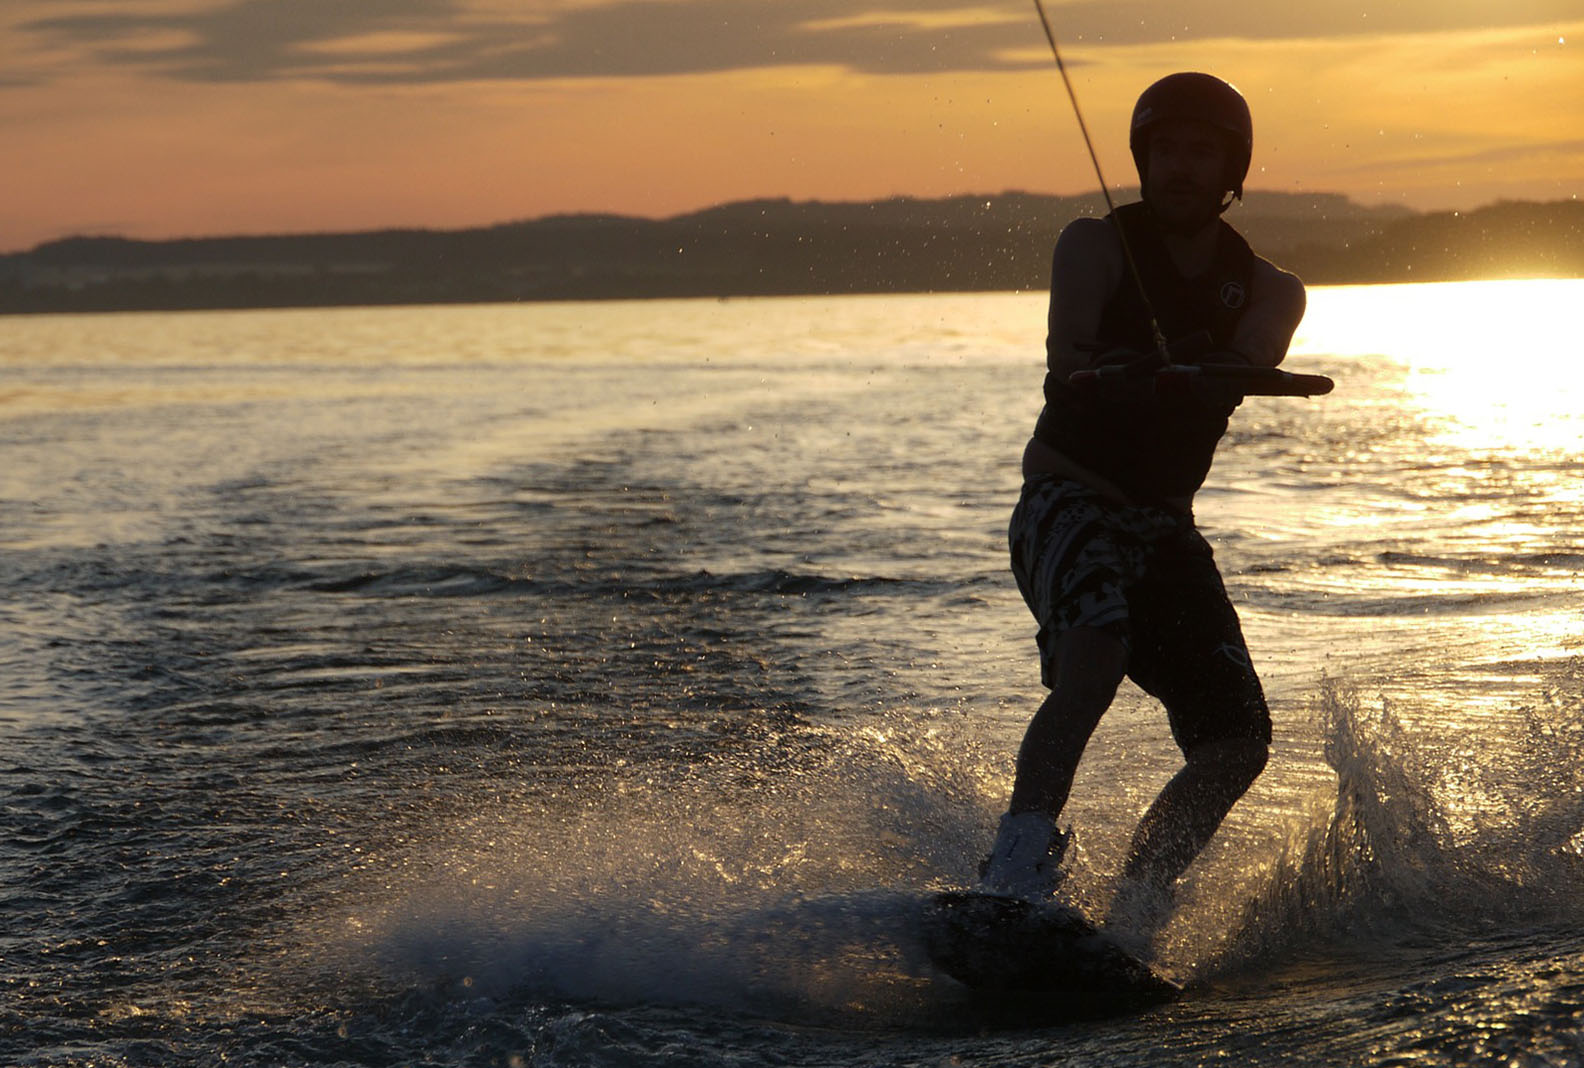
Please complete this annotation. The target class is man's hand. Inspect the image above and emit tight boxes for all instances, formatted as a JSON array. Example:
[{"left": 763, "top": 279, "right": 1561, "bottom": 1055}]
[
  {"left": 1188, "top": 349, "right": 1253, "bottom": 368},
  {"left": 1072, "top": 344, "right": 1245, "bottom": 411},
  {"left": 1088, "top": 347, "right": 1165, "bottom": 376}
]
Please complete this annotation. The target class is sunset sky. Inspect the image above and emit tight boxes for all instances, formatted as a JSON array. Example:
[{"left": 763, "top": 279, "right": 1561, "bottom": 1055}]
[{"left": 3, "top": 0, "right": 1580, "bottom": 252}]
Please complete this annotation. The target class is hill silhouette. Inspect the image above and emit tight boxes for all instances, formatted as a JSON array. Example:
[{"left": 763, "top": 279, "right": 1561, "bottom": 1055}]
[{"left": 2, "top": 192, "right": 1579, "bottom": 314}]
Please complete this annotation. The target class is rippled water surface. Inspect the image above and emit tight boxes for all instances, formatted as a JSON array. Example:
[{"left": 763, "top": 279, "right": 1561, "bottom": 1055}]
[{"left": 3, "top": 282, "right": 1583, "bottom": 1065}]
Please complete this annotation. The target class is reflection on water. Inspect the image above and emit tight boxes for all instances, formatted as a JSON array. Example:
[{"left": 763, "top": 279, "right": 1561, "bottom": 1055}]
[
  {"left": 2, "top": 283, "right": 1583, "bottom": 1066},
  {"left": 1239, "top": 279, "right": 1584, "bottom": 672},
  {"left": 1292, "top": 278, "right": 1583, "bottom": 457},
  {"left": 1293, "top": 279, "right": 1576, "bottom": 364}
]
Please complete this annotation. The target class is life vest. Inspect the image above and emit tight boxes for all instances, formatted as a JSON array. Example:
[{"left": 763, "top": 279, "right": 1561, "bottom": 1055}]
[{"left": 1033, "top": 201, "right": 1256, "bottom": 503}]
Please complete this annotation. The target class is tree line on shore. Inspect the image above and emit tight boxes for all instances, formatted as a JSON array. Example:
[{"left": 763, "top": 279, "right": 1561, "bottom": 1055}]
[{"left": 2, "top": 192, "right": 1580, "bottom": 314}]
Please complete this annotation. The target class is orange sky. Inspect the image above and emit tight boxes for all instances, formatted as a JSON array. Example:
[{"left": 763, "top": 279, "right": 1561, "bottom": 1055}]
[{"left": 3, "top": 0, "right": 1581, "bottom": 252}]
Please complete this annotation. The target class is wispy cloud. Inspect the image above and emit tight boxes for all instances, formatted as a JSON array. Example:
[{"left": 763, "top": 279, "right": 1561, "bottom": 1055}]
[
  {"left": 1343, "top": 138, "right": 1584, "bottom": 174},
  {"left": 15, "top": 0, "right": 1580, "bottom": 85},
  {"left": 18, "top": 0, "right": 1035, "bottom": 84}
]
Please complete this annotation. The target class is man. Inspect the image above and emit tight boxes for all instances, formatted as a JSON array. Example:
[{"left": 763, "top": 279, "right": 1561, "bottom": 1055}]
[{"left": 979, "top": 73, "right": 1307, "bottom": 940}]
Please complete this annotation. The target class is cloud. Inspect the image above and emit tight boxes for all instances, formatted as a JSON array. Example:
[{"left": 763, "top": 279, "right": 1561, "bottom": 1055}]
[
  {"left": 1354, "top": 138, "right": 1584, "bottom": 174},
  {"left": 16, "top": 0, "right": 1038, "bottom": 84},
  {"left": 14, "top": 0, "right": 1583, "bottom": 85}
]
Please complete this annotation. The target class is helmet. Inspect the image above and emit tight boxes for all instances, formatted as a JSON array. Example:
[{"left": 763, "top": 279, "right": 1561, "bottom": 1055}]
[{"left": 1129, "top": 72, "right": 1253, "bottom": 203}]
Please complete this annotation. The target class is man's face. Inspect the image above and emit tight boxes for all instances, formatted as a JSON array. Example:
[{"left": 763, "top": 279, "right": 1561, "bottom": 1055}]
[{"left": 1144, "top": 117, "right": 1231, "bottom": 234}]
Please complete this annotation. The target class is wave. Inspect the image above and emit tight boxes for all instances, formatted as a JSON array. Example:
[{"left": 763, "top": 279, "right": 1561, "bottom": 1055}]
[
  {"left": 1375, "top": 550, "right": 1584, "bottom": 578},
  {"left": 300, "top": 563, "right": 931, "bottom": 601}
]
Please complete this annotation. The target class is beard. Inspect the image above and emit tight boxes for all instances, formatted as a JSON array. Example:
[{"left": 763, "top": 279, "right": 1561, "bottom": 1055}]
[{"left": 1143, "top": 179, "right": 1227, "bottom": 235}]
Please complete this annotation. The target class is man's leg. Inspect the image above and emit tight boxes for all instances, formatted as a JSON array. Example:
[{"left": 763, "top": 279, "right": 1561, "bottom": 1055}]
[
  {"left": 1106, "top": 736, "right": 1267, "bottom": 936},
  {"left": 998, "top": 475, "right": 1156, "bottom": 899},
  {"left": 981, "top": 627, "right": 1127, "bottom": 899},
  {"left": 1008, "top": 626, "right": 1128, "bottom": 816},
  {"left": 1120, "top": 736, "right": 1267, "bottom": 888},
  {"left": 1109, "top": 526, "right": 1271, "bottom": 935}
]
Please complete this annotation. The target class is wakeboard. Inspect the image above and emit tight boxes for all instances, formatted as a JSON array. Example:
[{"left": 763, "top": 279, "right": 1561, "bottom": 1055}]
[{"left": 922, "top": 890, "right": 1180, "bottom": 1015}]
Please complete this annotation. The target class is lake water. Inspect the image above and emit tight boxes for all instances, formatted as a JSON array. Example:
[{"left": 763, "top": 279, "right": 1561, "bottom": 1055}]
[{"left": 3, "top": 280, "right": 1583, "bottom": 1065}]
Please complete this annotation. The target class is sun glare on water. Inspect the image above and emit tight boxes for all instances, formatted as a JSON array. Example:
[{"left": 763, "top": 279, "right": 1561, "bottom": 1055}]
[{"left": 1293, "top": 278, "right": 1584, "bottom": 457}]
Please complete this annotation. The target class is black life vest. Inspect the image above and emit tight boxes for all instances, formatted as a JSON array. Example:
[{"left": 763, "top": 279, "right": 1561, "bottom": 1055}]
[{"left": 1033, "top": 202, "right": 1256, "bottom": 503}]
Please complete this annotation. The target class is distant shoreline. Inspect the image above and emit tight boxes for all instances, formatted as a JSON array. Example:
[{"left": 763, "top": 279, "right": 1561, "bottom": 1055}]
[{"left": 3, "top": 192, "right": 1580, "bottom": 315}]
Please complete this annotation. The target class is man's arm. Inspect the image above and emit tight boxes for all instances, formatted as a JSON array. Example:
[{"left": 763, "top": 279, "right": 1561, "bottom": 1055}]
[
  {"left": 1231, "top": 258, "right": 1306, "bottom": 368},
  {"left": 1046, "top": 217, "right": 1127, "bottom": 378}
]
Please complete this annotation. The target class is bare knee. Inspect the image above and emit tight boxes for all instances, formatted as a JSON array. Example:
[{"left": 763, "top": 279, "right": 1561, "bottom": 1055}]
[{"left": 1185, "top": 737, "right": 1268, "bottom": 793}]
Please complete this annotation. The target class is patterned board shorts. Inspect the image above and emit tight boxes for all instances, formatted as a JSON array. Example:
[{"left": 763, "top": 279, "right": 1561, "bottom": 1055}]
[{"left": 1008, "top": 475, "right": 1270, "bottom": 752}]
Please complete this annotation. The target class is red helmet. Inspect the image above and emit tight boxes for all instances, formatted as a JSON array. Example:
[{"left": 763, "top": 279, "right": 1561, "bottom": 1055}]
[{"left": 1129, "top": 72, "right": 1253, "bottom": 202}]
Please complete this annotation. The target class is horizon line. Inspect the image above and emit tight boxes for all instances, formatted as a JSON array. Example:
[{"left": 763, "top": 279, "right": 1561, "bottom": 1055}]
[{"left": 13, "top": 188, "right": 1580, "bottom": 258}]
